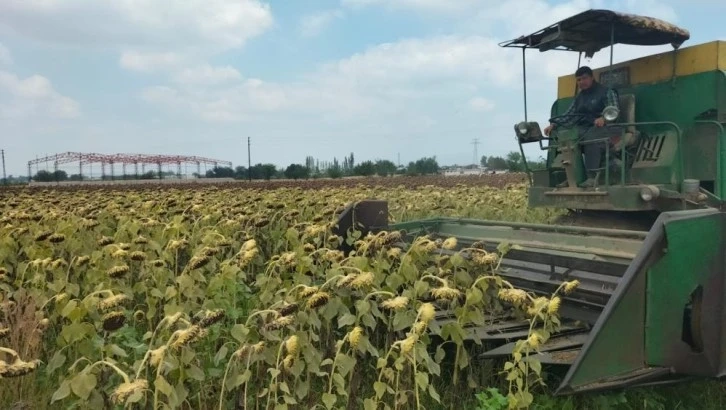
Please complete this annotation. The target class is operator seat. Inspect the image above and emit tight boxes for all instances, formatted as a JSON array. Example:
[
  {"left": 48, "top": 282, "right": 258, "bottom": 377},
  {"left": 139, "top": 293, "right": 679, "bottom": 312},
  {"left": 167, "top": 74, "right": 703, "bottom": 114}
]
[{"left": 612, "top": 93, "right": 639, "bottom": 150}]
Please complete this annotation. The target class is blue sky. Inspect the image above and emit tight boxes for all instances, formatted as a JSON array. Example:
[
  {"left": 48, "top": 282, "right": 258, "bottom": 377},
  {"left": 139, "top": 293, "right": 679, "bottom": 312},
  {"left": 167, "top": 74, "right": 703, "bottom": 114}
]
[{"left": 0, "top": 0, "right": 724, "bottom": 176}]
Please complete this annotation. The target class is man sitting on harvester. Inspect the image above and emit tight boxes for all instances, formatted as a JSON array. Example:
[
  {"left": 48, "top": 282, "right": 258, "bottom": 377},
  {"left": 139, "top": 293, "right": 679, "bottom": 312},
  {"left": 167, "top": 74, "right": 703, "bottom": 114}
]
[{"left": 544, "top": 66, "right": 619, "bottom": 188}]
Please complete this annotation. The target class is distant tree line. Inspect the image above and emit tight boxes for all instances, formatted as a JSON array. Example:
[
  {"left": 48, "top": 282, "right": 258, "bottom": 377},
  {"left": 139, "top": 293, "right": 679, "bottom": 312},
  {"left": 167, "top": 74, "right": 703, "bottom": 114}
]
[
  {"left": 203, "top": 153, "right": 441, "bottom": 181},
  {"left": 28, "top": 151, "right": 548, "bottom": 183},
  {"left": 480, "top": 152, "right": 546, "bottom": 172}
]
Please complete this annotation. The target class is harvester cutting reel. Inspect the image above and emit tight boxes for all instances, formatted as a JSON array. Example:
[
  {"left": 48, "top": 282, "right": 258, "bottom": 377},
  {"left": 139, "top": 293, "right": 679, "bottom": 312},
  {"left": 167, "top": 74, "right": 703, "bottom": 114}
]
[{"left": 334, "top": 200, "right": 726, "bottom": 395}]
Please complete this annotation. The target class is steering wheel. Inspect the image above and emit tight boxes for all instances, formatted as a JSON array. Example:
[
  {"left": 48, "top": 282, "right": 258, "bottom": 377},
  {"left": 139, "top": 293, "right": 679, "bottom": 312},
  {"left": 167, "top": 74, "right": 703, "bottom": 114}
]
[{"left": 548, "top": 113, "right": 592, "bottom": 127}]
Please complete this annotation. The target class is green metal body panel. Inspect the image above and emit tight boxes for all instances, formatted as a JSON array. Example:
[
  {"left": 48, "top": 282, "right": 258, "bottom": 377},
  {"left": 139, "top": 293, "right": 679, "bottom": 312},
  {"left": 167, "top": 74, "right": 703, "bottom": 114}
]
[
  {"left": 645, "top": 214, "right": 724, "bottom": 374},
  {"left": 526, "top": 69, "right": 726, "bottom": 212},
  {"left": 557, "top": 208, "right": 725, "bottom": 394},
  {"left": 528, "top": 185, "right": 684, "bottom": 211}
]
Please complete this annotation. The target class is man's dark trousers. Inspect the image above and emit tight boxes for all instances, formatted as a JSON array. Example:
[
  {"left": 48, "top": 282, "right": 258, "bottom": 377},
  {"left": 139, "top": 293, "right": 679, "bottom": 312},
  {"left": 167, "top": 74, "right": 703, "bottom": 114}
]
[{"left": 576, "top": 125, "right": 615, "bottom": 172}]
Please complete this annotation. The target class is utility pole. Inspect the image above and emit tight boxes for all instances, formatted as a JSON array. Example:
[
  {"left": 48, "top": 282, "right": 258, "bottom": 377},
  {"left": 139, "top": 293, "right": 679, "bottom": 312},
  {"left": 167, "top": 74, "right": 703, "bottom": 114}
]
[
  {"left": 247, "top": 137, "right": 252, "bottom": 181},
  {"left": 1, "top": 149, "right": 6, "bottom": 185},
  {"left": 397, "top": 152, "right": 400, "bottom": 168},
  {"left": 471, "top": 138, "right": 480, "bottom": 166}
]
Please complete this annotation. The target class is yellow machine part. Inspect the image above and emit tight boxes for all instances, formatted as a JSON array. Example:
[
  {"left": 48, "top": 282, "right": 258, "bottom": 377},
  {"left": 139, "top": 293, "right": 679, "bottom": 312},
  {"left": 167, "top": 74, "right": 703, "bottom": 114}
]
[{"left": 557, "top": 40, "right": 726, "bottom": 99}]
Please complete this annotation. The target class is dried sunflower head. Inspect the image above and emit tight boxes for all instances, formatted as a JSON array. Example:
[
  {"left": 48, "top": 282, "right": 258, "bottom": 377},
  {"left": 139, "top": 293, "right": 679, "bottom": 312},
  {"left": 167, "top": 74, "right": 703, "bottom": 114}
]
[
  {"left": 98, "top": 294, "right": 129, "bottom": 311},
  {"left": 348, "top": 326, "right": 363, "bottom": 349},
  {"left": 380, "top": 296, "right": 409, "bottom": 311},
  {"left": 527, "top": 333, "right": 542, "bottom": 349},
  {"left": 284, "top": 335, "right": 299, "bottom": 356},
  {"left": 102, "top": 311, "right": 126, "bottom": 331},
  {"left": 349, "top": 271, "right": 375, "bottom": 289},
  {"left": 497, "top": 288, "right": 529, "bottom": 306},
  {"left": 97, "top": 236, "right": 114, "bottom": 246},
  {"left": 107, "top": 265, "right": 130, "bottom": 279},
  {"left": 129, "top": 251, "right": 147, "bottom": 261},
  {"left": 264, "top": 315, "right": 294, "bottom": 331},
  {"left": 472, "top": 252, "right": 498, "bottom": 266},
  {"left": 34, "top": 231, "right": 52, "bottom": 241},
  {"left": 418, "top": 303, "right": 436, "bottom": 324},
  {"left": 75, "top": 255, "right": 91, "bottom": 267},
  {"left": 298, "top": 285, "right": 318, "bottom": 298},
  {"left": 306, "top": 291, "right": 330, "bottom": 309},
  {"left": 547, "top": 296, "right": 561, "bottom": 315},
  {"left": 110, "top": 379, "right": 148, "bottom": 405},
  {"left": 198, "top": 309, "right": 225, "bottom": 328},
  {"left": 430, "top": 285, "right": 461, "bottom": 301},
  {"left": 51, "top": 259, "right": 68, "bottom": 270},
  {"left": 400, "top": 334, "right": 418, "bottom": 355},
  {"left": 149, "top": 347, "right": 166, "bottom": 367},
  {"left": 563, "top": 280, "right": 580, "bottom": 294},
  {"left": 302, "top": 243, "right": 316, "bottom": 253},
  {"left": 112, "top": 249, "right": 128, "bottom": 259},
  {"left": 282, "top": 354, "right": 295, "bottom": 370},
  {"left": 150, "top": 259, "right": 166, "bottom": 268},
  {"left": 133, "top": 236, "right": 148, "bottom": 245},
  {"left": 278, "top": 303, "right": 299, "bottom": 317},
  {"left": 48, "top": 233, "right": 66, "bottom": 243},
  {"left": 387, "top": 248, "right": 402, "bottom": 259},
  {"left": 441, "top": 237, "right": 457, "bottom": 250},
  {"left": 187, "top": 255, "right": 211, "bottom": 270},
  {"left": 0, "top": 357, "right": 41, "bottom": 378},
  {"left": 171, "top": 325, "right": 204, "bottom": 350}
]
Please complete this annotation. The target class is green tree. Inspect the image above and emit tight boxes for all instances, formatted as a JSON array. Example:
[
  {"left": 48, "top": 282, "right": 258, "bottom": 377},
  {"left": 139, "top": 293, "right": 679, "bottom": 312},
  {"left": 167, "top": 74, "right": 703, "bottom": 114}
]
[
  {"left": 486, "top": 156, "right": 508, "bottom": 170},
  {"left": 506, "top": 151, "right": 524, "bottom": 172},
  {"left": 353, "top": 160, "right": 376, "bottom": 176},
  {"left": 327, "top": 158, "right": 343, "bottom": 178},
  {"left": 284, "top": 163, "right": 310, "bottom": 180},
  {"left": 404, "top": 157, "right": 439, "bottom": 176},
  {"left": 480, "top": 155, "right": 488, "bottom": 167},
  {"left": 375, "top": 159, "right": 397, "bottom": 176},
  {"left": 260, "top": 164, "right": 277, "bottom": 180},
  {"left": 234, "top": 166, "right": 248, "bottom": 179},
  {"left": 205, "top": 166, "right": 235, "bottom": 178}
]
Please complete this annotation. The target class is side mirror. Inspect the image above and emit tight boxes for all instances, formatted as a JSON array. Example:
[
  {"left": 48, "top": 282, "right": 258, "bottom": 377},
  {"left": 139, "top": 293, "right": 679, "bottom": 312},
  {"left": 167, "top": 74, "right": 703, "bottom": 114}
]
[
  {"left": 514, "top": 121, "right": 544, "bottom": 143},
  {"left": 603, "top": 105, "right": 620, "bottom": 122}
]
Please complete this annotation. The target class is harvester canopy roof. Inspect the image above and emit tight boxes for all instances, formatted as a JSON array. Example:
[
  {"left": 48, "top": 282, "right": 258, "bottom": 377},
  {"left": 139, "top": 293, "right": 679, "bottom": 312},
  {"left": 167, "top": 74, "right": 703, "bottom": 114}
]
[{"left": 499, "top": 9, "right": 690, "bottom": 56}]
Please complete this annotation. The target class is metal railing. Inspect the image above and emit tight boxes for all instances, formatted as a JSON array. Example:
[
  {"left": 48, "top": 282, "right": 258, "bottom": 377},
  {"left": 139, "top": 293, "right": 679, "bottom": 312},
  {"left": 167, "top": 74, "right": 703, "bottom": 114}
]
[{"left": 526, "top": 121, "right": 685, "bottom": 188}]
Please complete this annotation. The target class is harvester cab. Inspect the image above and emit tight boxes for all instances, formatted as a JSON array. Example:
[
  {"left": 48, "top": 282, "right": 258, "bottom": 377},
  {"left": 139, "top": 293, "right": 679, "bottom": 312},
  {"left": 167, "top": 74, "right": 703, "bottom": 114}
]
[
  {"left": 501, "top": 9, "right": 726, "bottom": 216},
  {"left": 336, "top": 8, "right": 726, "bottom": 399}
]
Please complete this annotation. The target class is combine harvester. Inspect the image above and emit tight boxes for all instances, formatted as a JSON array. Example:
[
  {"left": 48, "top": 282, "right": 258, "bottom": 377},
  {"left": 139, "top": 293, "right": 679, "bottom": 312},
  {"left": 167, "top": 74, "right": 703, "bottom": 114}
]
[{"left": 336, "top": 10, "right": 726, "bottom": 395}]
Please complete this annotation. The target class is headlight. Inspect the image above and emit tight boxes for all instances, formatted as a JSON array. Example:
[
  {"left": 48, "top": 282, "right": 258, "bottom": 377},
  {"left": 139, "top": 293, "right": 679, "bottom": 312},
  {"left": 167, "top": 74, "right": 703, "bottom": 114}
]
[
  {"left": 516, "top": 122, "right": 529, "bottom": 135},
  {"left": 603, "top": 105, "right": 620, "bottom": 122},
  {"left": 640, "top": 185, "right": 660, "bottom": 201}
]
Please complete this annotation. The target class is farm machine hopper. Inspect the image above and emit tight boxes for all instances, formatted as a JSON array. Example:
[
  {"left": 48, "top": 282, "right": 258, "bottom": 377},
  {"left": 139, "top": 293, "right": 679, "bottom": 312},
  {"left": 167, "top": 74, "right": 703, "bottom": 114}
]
[{"left": 336, "top": 9, "right": 726, "bottom": 395}]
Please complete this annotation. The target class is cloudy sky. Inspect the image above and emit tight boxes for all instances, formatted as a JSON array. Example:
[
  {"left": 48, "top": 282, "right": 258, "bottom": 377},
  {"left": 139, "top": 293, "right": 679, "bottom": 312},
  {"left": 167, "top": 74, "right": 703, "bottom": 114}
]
[{"left": 0, "top": 0, "right": 724, "bottom": 176}]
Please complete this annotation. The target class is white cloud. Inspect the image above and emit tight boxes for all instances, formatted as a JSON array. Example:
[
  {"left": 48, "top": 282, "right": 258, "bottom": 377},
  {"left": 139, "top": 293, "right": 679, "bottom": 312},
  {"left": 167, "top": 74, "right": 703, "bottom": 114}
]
[
  {"left": 171, "top": 65, "right": 243, "bottom": 86},
  {"left": 469, "top": 97, "right": 495, "bottom": 112},
  {"left": 0, "top": 71, "right": 80, "bottom": 119},
  {"left": 0, "top": 0, "right": 274, "bottom": 53},
  {"left": 120, "top": 51, "right": 186, "bottom": 73},
  {"left": 140, "top": 35, "right": 521, "bottom": 123},
  {"left": 342, "top": 0, "right": 480, "bottom": 14},
  {"left": 141, "top": 78, "right": 287, "bottom": 122},
  {"left": 299, "top": 9, "right": 345, "bottom": 37},
  {"left": 0, "top": 43, "right": 12, "bottom": 65}
]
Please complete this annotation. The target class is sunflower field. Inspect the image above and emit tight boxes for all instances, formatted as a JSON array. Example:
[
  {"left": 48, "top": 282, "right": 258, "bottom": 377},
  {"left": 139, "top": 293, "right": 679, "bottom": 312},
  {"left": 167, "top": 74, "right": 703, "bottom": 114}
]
[{"left": 0, "top": 176, "right": 594, "bottom": 410}]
